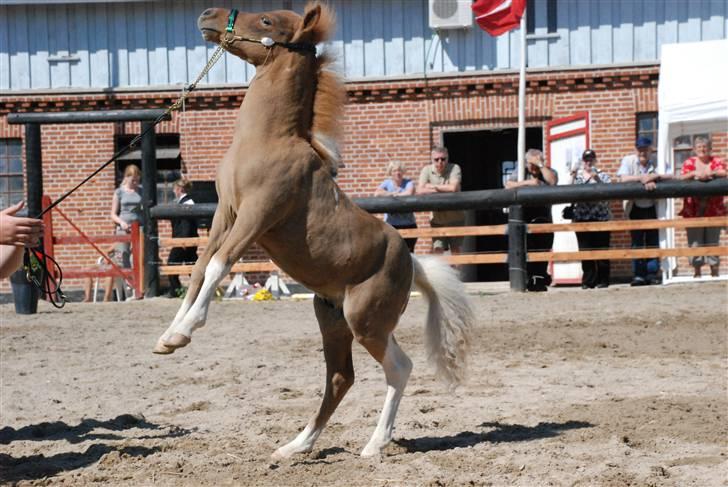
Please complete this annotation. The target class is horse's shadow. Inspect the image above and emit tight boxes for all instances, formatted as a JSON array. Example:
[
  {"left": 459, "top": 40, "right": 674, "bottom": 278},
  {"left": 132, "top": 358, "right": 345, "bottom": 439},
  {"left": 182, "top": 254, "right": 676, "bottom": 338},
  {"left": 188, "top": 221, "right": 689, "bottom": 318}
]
[
  {"left": 0, "top": 413, "right": 188, "bottom": 444},
  {"left": 393, "top": 420, "right": 593, "bottom": 453},
  {"left": 0, "top": 414, "right": 191, "bottom": 483}
]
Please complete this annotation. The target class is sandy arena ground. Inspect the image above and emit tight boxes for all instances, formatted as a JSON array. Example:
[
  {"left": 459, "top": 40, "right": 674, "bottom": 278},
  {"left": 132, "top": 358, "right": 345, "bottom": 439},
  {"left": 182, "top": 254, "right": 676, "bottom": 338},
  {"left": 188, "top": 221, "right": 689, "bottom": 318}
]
[{"left": 0, "top": 281, "right": 726, "bottom": 486}]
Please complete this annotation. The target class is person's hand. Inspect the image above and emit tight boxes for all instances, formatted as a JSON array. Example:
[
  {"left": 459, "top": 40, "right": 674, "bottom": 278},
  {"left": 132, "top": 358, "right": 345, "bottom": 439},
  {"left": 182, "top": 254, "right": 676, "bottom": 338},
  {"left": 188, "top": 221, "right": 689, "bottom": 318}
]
[
  {"left": 0, "top": 201, "right": 44, "bottom": 247},
  {"left": 643, "top": 181, "right": 656, "bottom": 191},
  {"left": 639, "top": 174, "right": 655, "bottom": 185},
  {"left": 695, "top": 167, "right": 713, "bottom": 181},
  {"left": 418, "top": 183, "right": 437, "bottom": 194},
  {"left": 120, "top": 221, "right": 131, "bottom": 232}
]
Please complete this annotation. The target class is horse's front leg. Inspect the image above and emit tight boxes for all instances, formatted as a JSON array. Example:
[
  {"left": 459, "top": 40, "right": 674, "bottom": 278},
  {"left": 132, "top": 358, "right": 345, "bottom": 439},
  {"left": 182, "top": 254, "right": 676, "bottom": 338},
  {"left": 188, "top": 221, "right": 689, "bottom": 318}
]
[
  {"left": 153, "top": 209, "right": 231, "bottom": 354},
  {"left": 155, "top": 206, "right": 273, "bottom": 352}
]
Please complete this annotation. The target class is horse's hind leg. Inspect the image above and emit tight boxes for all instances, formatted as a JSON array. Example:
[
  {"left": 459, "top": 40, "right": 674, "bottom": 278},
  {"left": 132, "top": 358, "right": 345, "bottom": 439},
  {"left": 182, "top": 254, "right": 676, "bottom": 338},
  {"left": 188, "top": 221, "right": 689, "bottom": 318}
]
[
  {"left": 344, "top": 273, "right": 413, "bottom": 457},
  {"left": 272, "top": 296, "right": 354, "bottom": 460},
  {"left": 360, "top": 334, "right": 412, "bottom": 457}
]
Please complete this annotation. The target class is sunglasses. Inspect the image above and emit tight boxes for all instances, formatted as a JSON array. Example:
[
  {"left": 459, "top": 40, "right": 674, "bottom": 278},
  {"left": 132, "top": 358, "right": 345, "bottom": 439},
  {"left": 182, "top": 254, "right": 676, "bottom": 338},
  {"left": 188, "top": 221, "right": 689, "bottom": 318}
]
[{"left": 433, "top": 157, "right": 447, "bottom": 161}]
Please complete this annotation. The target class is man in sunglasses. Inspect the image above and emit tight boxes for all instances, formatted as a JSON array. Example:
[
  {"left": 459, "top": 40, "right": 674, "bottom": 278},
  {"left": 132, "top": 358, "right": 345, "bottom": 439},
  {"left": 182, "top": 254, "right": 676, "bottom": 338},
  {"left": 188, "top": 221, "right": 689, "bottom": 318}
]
[{"left": 417, "top": 146, "right": 466, "bottom": 255}]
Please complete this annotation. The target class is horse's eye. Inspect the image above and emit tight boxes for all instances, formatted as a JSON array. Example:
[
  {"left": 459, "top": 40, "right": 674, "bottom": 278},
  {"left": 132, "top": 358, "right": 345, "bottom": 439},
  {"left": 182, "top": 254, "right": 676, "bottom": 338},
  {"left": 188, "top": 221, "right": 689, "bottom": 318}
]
[{"left": 261, "top": 16, "right": 272, "bottom": 26}]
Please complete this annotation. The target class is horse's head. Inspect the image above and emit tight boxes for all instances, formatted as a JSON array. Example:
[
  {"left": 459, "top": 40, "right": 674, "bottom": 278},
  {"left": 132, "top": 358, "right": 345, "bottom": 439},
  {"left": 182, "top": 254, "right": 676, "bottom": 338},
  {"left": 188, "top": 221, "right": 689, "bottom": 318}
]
[{"left": 197, "top": 2, "right": 335, "bottom": 65}]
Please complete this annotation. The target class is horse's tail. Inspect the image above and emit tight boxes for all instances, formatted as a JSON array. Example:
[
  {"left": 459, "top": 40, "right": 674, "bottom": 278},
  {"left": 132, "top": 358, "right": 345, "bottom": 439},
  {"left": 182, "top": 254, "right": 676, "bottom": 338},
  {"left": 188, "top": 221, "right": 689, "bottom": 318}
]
[{"left": 412, "top": 255, "right": 474, "bottom": 388}]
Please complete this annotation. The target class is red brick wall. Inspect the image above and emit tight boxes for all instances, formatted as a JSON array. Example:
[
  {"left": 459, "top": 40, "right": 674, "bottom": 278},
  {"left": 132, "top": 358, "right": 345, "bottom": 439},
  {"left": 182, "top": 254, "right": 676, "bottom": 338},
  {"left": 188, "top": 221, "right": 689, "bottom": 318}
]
[{"left": 1, "top": 64, "right": 726, "bottom": 291}]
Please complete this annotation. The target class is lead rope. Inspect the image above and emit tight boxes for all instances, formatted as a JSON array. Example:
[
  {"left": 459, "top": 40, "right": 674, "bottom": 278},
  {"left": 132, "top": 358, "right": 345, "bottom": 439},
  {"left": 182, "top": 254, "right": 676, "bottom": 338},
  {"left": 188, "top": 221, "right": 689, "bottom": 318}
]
[{"left": 24, "top": 43, "right": 228, "bottom": 308}]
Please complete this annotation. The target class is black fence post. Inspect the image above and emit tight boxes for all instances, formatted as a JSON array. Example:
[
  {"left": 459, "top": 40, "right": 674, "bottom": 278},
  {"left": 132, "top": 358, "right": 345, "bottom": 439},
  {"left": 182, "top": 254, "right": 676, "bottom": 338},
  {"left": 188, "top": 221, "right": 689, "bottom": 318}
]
[
  {"left": 12, "top": 122, "right": 44, "bottom": 314},
  {"left": 25, "top": 123, "right": 43, "bottom": 219},
  {"left": 508, "top": 205, "right": 527, "bottom": 292},
  {"left": 141, "top": 121, "right": 160, "bottom": 297}
]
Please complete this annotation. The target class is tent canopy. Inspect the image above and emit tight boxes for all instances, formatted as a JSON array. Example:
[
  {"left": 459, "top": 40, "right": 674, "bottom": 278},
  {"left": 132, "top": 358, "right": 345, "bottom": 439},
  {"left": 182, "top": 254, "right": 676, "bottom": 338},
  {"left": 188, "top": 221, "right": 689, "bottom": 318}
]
[
  {"left": 657, "top": 39, "right": 728, "bottom": 173},
  {"left": 656, "top": 38, "right": 728, "bottom": 282}
]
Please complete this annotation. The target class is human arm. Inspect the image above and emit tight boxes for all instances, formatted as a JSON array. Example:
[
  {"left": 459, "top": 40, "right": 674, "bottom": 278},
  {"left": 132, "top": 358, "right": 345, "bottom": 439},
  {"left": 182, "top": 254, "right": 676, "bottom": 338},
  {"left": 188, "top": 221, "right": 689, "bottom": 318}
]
[
  {"left": 0, "top": 245, "right": 25, "bottom": 278},
  {"left": 0, "top": 201, "right": 43, "bottom": 246},
  {"left": 421, "top": 165, "right": 462, "bottom": 193},
  {"left": 618, "top": 172, "right": 660, "bottom": 190},
  {"left": 425, "top": 179, "right": 460, "bottom": 193},
  {"left": 373, "top": 180, "right": 391, "bottom": 197},
  {"left": 693, "top": 166, "right": 728, "bottom": 180},
  {"left": 505, "top": 177, "right": 539, "bottom": 189},
  {"left": 540, "top": 165, "right": 558, "bottom": 186},
  {"left": 417, "top": 167, "right": 437, "bottom": 194},
  {"left": 702, "top": 158, "right": 727, "bottom": 179}
]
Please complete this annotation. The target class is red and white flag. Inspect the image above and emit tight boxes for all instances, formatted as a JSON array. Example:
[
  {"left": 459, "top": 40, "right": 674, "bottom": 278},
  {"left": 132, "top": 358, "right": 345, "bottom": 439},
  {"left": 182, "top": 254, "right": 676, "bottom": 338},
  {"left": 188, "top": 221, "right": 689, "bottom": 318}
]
[{"left": 471, "top": 0, "right": 526, "bottom": 36}]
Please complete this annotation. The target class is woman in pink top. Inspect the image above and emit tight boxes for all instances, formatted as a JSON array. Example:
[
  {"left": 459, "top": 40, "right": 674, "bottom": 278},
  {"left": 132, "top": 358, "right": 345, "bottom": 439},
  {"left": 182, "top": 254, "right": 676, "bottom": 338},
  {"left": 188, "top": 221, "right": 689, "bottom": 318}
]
[{"left": 679, "top": 137, "right": 727, "bottom": 278}]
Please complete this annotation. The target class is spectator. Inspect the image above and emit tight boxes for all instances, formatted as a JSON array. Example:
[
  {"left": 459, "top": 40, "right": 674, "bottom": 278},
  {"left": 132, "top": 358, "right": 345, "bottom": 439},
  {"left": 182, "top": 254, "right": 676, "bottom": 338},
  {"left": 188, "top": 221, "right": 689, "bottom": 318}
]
[
  {"left": 505, "top": 148, "right": 558, "bottom": 291},
  {"left": 0, "top": 201, "right": 43, "bottom": 278},
  {"left": 570, "top": 149, "right": 612, "bottom": 289},
  {"left": 166, "top": 178, "right": 199, "bottom": 297},
  {"left": 374, "top": 161, "right": 417, "bottom": 252},
  {"left": 678, "top": 137, "right": 726, "bottom": 278},
  {"left": 106, "top": 164, "right": 143, "bottom": 301},
  {"left": 417, "top": 146, "right": 465, "bottom": 254},
  {"left": 617, "top": 136, "right": 668, "bottom": 286}
]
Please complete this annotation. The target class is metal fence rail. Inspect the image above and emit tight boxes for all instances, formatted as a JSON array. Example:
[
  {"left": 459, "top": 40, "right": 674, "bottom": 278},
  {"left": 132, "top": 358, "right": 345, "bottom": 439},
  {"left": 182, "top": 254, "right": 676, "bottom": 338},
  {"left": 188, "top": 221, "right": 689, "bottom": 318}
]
[{"left": 150, "top": 179, "right": 728, "bottom": 291}]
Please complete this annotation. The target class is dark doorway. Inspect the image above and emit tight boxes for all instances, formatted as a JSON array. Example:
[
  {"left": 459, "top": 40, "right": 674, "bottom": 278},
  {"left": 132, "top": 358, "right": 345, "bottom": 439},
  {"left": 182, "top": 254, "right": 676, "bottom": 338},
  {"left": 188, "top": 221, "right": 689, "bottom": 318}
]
[{"left": 443, "top": 127, "right": 543, "bottom": 282}]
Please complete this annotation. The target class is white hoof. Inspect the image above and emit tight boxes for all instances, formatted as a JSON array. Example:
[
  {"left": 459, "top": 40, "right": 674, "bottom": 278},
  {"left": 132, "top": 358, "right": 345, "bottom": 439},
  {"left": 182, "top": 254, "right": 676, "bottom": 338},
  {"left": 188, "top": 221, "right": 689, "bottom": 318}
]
[
  {"left": 152, "top": 339, "right": 176, "bottom": 355},
  {"left": 360, "top": 441, "right": 386, "bottom": 457},
  {"left": 271, "top": 444, "right": 311, "bottom": 461}
]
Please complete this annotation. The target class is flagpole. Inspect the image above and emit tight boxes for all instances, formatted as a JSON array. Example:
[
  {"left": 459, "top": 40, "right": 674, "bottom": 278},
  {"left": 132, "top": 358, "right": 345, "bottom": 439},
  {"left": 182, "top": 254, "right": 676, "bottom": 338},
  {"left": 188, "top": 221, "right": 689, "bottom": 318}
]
[{"left": 517, "top": 8, "right": 527, "bottom": 182}]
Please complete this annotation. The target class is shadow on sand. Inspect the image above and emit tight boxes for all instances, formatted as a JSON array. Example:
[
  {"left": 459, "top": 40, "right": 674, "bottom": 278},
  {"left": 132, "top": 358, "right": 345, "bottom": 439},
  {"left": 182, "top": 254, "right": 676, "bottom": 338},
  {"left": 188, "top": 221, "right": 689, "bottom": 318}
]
[
  {"left": 393, "top": 420, "right": 593, "bottom": 453},
  {"left": 0, "top": 414, "right": 190, "bottom": 483}
]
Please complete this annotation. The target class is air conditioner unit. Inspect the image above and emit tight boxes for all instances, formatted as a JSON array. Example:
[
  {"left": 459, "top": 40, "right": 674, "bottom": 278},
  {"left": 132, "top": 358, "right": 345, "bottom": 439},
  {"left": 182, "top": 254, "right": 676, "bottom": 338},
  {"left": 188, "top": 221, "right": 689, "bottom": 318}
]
[{"left": 429, "top": 0, "right": 473, "bottom": 30}]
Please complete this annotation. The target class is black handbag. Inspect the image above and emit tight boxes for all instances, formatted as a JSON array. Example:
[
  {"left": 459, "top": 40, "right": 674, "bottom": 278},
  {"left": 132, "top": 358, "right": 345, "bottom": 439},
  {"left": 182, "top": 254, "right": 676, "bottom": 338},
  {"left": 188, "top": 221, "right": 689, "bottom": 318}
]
[{"left": 562, "top": 205, "right": 575, "bottom": 220}]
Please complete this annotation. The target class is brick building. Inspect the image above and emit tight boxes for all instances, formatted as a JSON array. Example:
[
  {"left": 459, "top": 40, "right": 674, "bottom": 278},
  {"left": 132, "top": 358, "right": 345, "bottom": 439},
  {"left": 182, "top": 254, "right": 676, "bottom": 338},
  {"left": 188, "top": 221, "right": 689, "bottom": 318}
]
[{"left": 1, "top": 0, "right": 726, "bottom": 289}]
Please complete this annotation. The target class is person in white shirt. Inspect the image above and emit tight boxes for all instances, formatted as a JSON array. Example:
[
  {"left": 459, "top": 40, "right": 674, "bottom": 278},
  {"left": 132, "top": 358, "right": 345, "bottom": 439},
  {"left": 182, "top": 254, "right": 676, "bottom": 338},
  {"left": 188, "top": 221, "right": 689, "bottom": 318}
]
[{"left": 616, "top": 136, "right": 669, "bottom": 286}]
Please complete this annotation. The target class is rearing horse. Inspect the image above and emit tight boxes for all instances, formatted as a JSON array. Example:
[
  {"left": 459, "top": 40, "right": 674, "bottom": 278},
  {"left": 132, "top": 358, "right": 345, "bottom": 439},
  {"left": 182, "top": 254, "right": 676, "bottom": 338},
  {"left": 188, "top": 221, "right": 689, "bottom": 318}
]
[{"left": 154, "top": 2, "right": 474, "bottom": 459}]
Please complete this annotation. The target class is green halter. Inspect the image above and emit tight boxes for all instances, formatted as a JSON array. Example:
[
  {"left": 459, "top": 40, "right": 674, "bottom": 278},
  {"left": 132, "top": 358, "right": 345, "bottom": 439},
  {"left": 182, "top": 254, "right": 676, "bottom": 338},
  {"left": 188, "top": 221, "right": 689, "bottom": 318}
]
[{"left": 227, "top": 9, "right": 238, "bottom": 33}]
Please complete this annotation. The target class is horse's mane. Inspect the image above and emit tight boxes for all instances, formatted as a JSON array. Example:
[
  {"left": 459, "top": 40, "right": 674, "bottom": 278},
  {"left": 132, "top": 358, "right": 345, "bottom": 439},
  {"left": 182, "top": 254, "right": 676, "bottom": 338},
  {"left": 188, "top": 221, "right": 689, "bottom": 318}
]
[{"left": 307, "top": 3, "right": 346, "bottom": 174}]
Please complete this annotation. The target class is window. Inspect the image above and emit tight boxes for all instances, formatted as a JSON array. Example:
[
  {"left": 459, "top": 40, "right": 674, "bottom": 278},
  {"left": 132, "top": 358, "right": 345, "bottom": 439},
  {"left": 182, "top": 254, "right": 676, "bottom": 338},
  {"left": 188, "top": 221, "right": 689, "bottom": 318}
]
[
  {"left": 501, "top": 160, "right": 515, "bottom": 187},
  {"left": 636, "top": 112, "right": 658, "bottom": 159},
  {"left": 673, "top": 134, "right": 709, "bottom": 174},
  {"left": 114, "top": 133, "right": 182, "bottom": 204},
  {"left": 0, "top": 139, "right": 24, "bottom": 209},
  {"left": 527, "top": 0, "right": 557, "bottom": 34}
]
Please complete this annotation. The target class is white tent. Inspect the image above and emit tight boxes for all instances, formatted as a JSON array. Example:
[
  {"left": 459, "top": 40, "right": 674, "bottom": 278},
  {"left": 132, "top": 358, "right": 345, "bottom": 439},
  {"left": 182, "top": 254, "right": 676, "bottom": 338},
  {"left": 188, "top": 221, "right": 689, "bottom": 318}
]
[{"left": 656, "top": 39, "right": 728, "bottom": 283}]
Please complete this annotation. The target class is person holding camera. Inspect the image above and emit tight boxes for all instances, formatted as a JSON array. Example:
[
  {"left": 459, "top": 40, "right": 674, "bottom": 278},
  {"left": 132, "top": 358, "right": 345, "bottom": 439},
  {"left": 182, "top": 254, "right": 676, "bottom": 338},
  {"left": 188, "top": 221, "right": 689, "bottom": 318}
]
[
  {"left": 505, "top": 148, "right": 558, "bottom": 291},
  {"left": 569, "top": 149, "right": 612, "bottom": 289}
]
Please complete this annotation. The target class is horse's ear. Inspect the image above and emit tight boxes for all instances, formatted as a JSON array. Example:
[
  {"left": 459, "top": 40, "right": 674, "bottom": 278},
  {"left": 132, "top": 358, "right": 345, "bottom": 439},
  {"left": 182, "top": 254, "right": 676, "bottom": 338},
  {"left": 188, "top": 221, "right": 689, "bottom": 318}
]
[{"left": 297, "top": 4, "right": 321, "bottom": 41}]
